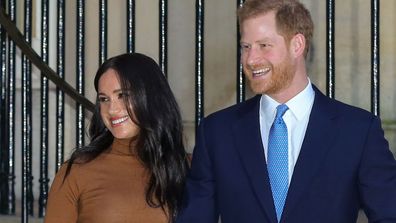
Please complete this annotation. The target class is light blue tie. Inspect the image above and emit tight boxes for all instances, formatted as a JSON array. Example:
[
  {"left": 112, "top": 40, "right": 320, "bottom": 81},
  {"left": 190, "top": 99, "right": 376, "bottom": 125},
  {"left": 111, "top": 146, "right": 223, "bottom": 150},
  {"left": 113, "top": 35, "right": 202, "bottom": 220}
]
[{"left": 268, "top": 104, "right": 289, "bottom": 222}]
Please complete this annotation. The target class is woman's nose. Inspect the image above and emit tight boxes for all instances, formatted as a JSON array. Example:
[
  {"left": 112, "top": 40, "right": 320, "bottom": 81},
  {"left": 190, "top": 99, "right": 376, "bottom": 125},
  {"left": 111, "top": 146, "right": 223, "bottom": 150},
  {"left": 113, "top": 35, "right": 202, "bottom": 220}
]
[{"left": 108, "top": 99, "right": 122, "bottom": 114}]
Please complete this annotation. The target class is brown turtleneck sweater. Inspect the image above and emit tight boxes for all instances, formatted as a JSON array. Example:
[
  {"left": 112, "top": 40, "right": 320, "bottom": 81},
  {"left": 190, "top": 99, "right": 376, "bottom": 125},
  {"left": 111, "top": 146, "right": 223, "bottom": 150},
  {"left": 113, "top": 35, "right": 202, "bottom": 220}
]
[{"left": 44, "top": 139, "right": 168, "bottom": 223}]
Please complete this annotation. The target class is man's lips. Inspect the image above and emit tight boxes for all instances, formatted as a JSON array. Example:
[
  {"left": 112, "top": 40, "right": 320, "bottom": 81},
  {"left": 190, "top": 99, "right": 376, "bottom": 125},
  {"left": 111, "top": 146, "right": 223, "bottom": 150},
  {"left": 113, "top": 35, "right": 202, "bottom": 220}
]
[{"left": 252, "top": 67, "right": 271, "bottom": 78}]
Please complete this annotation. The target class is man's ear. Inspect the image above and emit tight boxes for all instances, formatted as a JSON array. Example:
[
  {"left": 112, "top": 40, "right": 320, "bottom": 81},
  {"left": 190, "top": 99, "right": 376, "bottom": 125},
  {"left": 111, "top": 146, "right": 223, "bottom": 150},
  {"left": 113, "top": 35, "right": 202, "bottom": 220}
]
[{"left": 289, "top": 33, "right": 306, "bottom": 58}]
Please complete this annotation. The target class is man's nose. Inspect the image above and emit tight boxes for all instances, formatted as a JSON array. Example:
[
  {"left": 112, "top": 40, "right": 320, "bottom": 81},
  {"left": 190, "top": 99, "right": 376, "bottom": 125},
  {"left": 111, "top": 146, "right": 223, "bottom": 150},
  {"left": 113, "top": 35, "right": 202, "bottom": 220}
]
[{"left": 246, "top": 47, "right": 262, "bottom": 66}]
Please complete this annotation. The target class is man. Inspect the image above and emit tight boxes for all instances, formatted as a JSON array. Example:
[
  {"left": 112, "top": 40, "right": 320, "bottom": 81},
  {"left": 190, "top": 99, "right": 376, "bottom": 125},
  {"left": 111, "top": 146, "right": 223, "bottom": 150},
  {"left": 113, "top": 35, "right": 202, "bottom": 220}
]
[{"left": 176, "top": 0, "right": 396, "bottom": 223}]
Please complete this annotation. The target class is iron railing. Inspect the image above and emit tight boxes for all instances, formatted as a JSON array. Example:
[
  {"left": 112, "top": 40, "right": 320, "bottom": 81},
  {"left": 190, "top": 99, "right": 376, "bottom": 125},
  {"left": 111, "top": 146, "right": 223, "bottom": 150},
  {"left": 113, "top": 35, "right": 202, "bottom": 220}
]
[{"left": 0, "top": 0, "right": 388, "bottom": 222}]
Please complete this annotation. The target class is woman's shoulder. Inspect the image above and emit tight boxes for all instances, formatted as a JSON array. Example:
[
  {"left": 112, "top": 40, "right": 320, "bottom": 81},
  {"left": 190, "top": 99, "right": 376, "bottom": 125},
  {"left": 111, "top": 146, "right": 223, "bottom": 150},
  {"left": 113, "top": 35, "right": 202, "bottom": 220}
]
[
  {"left": 57, "top": 156, "right": 102, "bottom": 177},
  {"left": 53, "top": 157, "right": 100, "bottom": 187},
  {"left": 52, "top": 161, "right": 83, "bottom": 187},
  {"left": 49, "top": 157, "right": 104, "bottom": 197}
]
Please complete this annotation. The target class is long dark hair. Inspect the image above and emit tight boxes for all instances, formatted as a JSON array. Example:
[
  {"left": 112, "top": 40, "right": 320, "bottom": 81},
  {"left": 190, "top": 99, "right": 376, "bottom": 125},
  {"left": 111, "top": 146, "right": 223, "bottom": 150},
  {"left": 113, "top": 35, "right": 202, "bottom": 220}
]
[{"left": 65, "top": 53, "right": 189, "bottom": 222}]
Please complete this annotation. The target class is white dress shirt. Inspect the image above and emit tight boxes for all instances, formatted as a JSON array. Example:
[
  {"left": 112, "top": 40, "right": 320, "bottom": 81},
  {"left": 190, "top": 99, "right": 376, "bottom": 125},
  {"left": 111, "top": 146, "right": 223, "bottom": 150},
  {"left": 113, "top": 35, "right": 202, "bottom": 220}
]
[{"left": 259, "top": 80, "right": 315, "bottom": 184}]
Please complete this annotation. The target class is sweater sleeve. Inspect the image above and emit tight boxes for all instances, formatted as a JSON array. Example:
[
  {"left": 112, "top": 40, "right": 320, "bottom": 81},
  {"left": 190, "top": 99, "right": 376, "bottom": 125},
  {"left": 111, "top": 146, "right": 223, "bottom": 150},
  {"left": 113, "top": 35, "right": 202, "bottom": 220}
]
[{"left": 44, "top": 163, "right": 80, "bottom": 223}]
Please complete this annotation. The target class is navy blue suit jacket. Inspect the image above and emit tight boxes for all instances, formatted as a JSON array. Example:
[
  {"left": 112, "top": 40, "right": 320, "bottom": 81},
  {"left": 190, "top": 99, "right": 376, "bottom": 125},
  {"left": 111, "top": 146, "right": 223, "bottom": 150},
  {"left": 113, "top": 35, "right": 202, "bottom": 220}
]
[{"left": 177, "top": 86, "right": 396, "bottom": 223}]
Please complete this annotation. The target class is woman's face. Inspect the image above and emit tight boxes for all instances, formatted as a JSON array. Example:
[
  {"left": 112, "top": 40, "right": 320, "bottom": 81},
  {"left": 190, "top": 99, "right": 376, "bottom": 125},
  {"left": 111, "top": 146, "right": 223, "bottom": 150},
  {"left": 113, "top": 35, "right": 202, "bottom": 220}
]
[{"left": 97, "top": 69, "right": 139, "bottom": 139}]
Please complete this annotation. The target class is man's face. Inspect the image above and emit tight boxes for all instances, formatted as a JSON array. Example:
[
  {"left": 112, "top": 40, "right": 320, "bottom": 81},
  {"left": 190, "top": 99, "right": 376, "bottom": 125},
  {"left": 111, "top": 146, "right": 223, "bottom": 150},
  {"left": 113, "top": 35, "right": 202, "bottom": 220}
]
[{"left": 240, "top": 11, "right": 295, "bottom": 96}]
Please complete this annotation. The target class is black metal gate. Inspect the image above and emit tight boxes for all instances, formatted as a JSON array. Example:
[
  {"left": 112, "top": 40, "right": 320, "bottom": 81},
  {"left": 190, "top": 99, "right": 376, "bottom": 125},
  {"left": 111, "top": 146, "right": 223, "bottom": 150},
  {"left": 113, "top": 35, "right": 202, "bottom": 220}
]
[{"left": 0, "top": 0, "right": 386, "bottom": 222}]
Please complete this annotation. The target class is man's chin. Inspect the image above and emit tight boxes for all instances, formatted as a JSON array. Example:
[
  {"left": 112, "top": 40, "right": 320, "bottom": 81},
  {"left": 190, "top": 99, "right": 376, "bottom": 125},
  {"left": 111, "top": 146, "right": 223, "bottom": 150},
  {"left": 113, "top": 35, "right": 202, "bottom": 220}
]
[{"left": 250, "top": 84, "right": 268, "bottom": 95}]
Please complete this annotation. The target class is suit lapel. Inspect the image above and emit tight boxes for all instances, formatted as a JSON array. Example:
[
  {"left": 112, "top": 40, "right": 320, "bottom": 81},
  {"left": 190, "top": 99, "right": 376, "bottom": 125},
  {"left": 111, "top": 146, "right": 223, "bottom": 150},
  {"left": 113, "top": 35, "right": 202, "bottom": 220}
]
[
  {"left": 232, "top": 96, "right": 278, "bottom": 223},
  {"left": 281, "top": 87, "right": 339, "bottom": 221}
]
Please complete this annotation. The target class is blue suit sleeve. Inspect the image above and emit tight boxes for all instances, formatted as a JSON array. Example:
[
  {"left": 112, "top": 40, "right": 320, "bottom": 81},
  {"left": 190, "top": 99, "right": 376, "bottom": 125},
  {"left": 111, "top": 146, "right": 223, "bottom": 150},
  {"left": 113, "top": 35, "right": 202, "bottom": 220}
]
[
  {"left": 176, "top": 120, "right": 219, "bottom": 223},
  {"left": 359, "top": 116, "right": 396, "bottom": 222}
]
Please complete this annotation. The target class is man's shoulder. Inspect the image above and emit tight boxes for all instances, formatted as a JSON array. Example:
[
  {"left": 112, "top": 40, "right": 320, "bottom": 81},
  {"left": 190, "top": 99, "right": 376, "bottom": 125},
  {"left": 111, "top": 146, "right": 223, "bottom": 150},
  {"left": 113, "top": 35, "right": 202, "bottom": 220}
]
[
  {"left": 205, "top": 95, "right": 260, "bottom": 122},
  {"left": 314, "top": 87, "right": 376, "bottom": 122}
]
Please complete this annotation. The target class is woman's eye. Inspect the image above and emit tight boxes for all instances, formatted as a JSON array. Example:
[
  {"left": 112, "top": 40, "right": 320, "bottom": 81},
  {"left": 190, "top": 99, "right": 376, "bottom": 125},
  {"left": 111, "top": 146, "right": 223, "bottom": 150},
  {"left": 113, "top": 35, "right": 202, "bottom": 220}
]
[
  {"left": 98, "top": 97, "right": 108, "bottom": 102},
  {"left": 118, "top": 92, "right": 129, "bottom": 99}
]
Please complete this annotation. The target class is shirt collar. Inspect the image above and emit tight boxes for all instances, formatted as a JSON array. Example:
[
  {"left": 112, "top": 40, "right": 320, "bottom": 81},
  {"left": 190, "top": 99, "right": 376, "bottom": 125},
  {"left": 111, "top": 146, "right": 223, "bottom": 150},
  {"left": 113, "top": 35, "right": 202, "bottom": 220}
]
[{"left": 260, "top": 79, "right": 315, "bottom": 121}]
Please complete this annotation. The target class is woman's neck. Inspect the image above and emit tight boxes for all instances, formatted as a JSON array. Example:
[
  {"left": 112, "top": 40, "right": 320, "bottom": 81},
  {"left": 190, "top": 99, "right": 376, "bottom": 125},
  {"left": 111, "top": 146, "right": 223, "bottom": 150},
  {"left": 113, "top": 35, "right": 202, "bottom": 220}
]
[{"left": 110, "top": 138, "right": 136, "bottom": 155}]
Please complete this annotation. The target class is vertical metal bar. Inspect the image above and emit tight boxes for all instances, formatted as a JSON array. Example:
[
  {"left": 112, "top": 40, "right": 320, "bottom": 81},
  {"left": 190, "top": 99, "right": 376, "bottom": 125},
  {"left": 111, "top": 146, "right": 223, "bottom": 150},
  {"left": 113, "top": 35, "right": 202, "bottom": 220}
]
[
  {"left": 236, "top": 0, "right": 245, "bottom": 103},
  {"left": 22, "top": 0, "right": 34, "bottom": 220},
  {"left": 0, "top": 0, "right": 8, "bottom": 213},
  {"left": 371, "top": 0, "right": 380, "bottom": 116},
  {"left": 76, "top": 0, "right": 85, "bottom": 147},
  {"left": 99, "top": 0, "right": 107, "bottom": 65},
  {"left": 326, "top": 0, "right": 335, "bottom": 98},
  {"left": 39, "top": 0, "right": 50, "bottom": 217},
  {"left": 5, "top": 0, "right": 16, "bottom": 214},
  {"left": 159, "top": 0, "right": 168, "bottom": 76},
  {"left": 126, "top": 0, "right": 135, "bottom": 53},
  {"left": 195, "top": 0, "right": 204, "bottom": 129},
  {"left": 56, "top": 0, "right": 65, "bottom": 171}
]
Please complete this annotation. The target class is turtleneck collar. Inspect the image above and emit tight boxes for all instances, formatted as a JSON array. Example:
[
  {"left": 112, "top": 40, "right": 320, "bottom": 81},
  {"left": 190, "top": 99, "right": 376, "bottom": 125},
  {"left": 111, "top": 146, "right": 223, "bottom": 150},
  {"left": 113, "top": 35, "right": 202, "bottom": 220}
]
[{"left": 109, "top": 138, "right": 136, "bottom": 156}]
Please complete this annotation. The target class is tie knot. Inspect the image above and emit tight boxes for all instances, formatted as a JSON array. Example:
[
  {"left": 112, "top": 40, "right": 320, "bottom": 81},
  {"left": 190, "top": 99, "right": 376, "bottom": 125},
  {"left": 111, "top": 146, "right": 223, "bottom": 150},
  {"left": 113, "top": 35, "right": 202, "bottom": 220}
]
[{"left": 275, "top": 104, "right": 288, "bottom": 119}]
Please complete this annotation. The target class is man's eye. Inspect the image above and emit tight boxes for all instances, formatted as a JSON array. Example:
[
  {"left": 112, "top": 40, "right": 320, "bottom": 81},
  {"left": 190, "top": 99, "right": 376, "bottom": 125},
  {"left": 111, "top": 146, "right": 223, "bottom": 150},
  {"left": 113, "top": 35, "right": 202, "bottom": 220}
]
[
  {"left": 260, "top": 43, "right": 270, "bottom": 48},
  {"left": 240, "top": 44, "right": 250, "bottom": 50}
]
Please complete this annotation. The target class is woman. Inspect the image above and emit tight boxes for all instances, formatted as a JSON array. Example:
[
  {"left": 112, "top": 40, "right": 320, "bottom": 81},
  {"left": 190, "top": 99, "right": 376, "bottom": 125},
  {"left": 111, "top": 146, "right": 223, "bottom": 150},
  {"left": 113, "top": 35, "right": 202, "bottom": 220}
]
[{"left": 45, "top": 53, "right": 189, "bottom": 223}]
